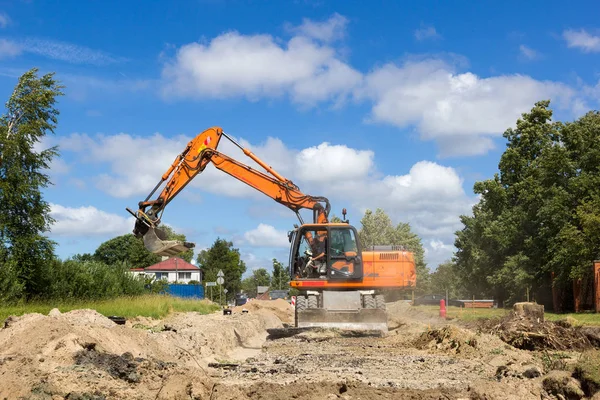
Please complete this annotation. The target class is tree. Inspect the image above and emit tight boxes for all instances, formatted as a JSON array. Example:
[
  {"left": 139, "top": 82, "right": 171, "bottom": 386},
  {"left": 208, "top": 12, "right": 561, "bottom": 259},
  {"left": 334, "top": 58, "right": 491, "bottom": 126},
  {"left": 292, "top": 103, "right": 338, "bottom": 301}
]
[
  {"left": 94, "top": 234, "right": 160, "bottom": 268},
  {"left": 271, "top": 258, "right": 289, "bottom": 290},
  {"left": 0, "top": 68, "right": 64, "bottom": 299},
  {"left": 358, "top": 208, "right": 430, "bottom": 292},
  {"left": 196, "top": 237, "right": 246, "bottom": 300},
  {"left": 93, "top": 226, "right": 194, "bottom": 268},
  {"left": 241, "top": 268, "right": 271, "bottom": 297},
  {"left": 429, "top": 260, "right": 461, "bottom": 299},
  {"left": 453, "top": 100, "right": 600, "bottom": 310}
]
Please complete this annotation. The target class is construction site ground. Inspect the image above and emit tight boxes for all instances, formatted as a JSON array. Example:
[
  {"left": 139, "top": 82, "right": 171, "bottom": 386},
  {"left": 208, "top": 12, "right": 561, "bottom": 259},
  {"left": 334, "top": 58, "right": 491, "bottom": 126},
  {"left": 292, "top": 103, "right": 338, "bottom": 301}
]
[{"left": 1, "top": 299, "right": 600, "bottom": 400}]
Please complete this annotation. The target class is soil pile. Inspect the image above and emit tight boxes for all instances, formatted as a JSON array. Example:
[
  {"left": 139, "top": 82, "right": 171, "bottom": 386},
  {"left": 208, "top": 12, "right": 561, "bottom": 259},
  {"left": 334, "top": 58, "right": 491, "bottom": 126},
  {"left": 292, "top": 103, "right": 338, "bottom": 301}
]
[
  {"left": 0, "top": 306, "right": 281, "bottom": 399},
  {"left": 475, "top": 313, "right": 594, "bottom": 351},
  {"left": 233, "top": 298, "right": 293, "bottom": 324}
]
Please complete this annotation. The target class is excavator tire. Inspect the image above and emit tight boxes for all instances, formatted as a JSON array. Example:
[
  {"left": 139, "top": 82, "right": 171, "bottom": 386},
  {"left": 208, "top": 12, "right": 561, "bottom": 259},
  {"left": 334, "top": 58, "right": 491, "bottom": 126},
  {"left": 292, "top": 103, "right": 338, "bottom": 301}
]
[
  {"left": 375, "top": 294, "right": 386, "bottom": 310},
  {"left": 308, "top": 295, "right": 318, "bottom": 309},
  {"left": 363, "top": 294, "right": 376, "bottom": 309},
  {"left": 295, "top": 296, "right": 307, "bottom": 327}
]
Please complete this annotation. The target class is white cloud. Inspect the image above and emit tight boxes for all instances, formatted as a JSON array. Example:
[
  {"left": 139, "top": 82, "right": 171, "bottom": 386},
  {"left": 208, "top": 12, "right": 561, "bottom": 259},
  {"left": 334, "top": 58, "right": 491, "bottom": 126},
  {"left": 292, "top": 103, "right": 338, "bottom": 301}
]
[
  {"left": 0, "top": 39, "right": 21, "bottom": 59},
  {"left": 0, "top": 12, "right": 10, "bottom": 29},
  {"left": 357, "top": 58, "right": 576, "bottom": 156},
  {"left": 157, "top": 15, "right": 597, "bottom": 157},
  {"left": 49, "top": 204, "right": 134, "bottom": 237},
  {"left": 563, "top": 29, "right": 600, "bottom": 53},
  {"left": 18, "top": 37, "right": 126, "bottom": 65},
  {"left": 519, "top": 44, "right": 540, "bottom": 60},
  {"left": 295, "top": 142, "right": 374, "bottom": 184},
  {"left": 243, "top": 223, "right": 289, "bottom": 247},
  {"left": 414, "top": 25, "right": 441, "bottom": 41},
  {"left": 285, "top": 13, "right": 348, "bottom": 42},
  {"left": 159, "top": 15, "right": 361, "bottom": 106}
]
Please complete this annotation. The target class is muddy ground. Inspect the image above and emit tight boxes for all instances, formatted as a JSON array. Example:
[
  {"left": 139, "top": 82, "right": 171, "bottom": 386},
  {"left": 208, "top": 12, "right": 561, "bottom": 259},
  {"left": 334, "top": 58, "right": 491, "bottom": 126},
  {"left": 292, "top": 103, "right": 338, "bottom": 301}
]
[{"left": 0, "top": 299, "right": 598, "bottom": 400}]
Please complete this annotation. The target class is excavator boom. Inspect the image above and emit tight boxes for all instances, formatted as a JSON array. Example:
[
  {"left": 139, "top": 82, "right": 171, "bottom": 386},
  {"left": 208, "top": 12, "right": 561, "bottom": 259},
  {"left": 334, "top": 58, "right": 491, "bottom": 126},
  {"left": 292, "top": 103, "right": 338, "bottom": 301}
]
[{"left": 127, "top": 127, "right": 330, "bottom": 257}]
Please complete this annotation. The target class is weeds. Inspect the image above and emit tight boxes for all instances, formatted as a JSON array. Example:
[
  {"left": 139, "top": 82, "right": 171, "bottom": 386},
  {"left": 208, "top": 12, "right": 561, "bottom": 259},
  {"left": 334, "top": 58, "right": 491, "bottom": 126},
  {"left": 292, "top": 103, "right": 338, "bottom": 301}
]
[{"left": 0, "top": 295, "right": 220, "bottom": 324}]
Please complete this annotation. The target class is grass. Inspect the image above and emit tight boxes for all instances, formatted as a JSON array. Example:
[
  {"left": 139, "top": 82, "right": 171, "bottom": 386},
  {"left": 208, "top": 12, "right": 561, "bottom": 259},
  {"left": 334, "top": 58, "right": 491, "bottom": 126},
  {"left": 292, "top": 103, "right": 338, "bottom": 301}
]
[
  {"left": 574, "top": 349, "right": 600, "bottom": 395},
  {"left": 0, "top": 294, "right": 220, "bottom": 324},
  {"left": 414, "top": 305, "right": 600, "bottom": 326}
]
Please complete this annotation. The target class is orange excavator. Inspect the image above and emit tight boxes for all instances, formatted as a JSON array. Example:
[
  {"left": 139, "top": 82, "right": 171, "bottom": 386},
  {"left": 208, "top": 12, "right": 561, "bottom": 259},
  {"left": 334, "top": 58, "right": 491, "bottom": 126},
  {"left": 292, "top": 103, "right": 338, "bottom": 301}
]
[{"left": 127, "top": 127, "right": 416, "bottom": 331}]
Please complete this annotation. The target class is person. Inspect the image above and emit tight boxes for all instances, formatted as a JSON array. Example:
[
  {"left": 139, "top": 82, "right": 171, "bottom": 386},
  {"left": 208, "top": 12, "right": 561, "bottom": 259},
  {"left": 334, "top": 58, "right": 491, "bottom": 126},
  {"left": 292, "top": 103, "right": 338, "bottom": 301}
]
[{"left": 306, "top": 234, "right": 327, "bottom": 277}]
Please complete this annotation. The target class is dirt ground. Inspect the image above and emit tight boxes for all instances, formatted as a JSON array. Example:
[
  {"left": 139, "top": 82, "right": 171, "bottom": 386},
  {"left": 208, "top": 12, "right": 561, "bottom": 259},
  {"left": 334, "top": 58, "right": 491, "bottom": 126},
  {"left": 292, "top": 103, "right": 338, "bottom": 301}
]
[{"left": 0, "top": 298, "right": 597, "bottom": 400}]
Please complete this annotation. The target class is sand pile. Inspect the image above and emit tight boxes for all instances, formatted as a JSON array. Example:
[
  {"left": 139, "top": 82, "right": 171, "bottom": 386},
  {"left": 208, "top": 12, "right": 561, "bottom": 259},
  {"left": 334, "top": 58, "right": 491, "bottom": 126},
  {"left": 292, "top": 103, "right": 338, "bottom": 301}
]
[
  {"left": 0, "top": 306, "right": 283, "bottom": 399},
  {"left": 233, "top": 299, "right": 293, "bottom": 324}
]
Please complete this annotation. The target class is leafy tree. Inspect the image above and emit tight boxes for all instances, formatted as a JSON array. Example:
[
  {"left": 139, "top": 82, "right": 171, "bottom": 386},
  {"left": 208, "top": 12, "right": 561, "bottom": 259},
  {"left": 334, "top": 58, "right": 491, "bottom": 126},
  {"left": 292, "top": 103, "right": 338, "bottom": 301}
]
[
  {"left": 271, "top": 258, "right": 289, "bottom": 290},
  {"left": 453, "top": 101, "right": 600, "bottom": 310},
  {"left": 358, "top": 208, "right": 430, "bottom": 292},
  {"left": 241, "top": 268, "right": 271, "bottom": 297},
  {"left": 429, "top": 260, "right": 461, "bottom": 299},
  {"left": 0, "top": 68, "right": 64, "bottom": 299},
  {"left": 196, "top": 237, "right": 246, "bottom": 300},
  {"left": 93, "top": 226, "right": 193, "bottom": 268},
  {"left": 94, "top": 234, "right": 160, "bottom": 268}
]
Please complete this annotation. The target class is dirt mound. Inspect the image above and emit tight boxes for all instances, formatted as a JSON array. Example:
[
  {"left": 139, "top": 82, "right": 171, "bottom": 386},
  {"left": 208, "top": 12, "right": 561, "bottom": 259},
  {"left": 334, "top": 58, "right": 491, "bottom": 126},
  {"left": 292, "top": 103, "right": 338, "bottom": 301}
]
[
  {"left": 414, "top": 325, "right": 478, "bottom": 355},
  {"left": 0, "top": 307, "right": 283, "bottom": 399},
  {"left": 475, "top": 313, "right": 594, "bottom": 351},
  {"left": 233, "top": 299, "right": 293, "bottom": 324}
]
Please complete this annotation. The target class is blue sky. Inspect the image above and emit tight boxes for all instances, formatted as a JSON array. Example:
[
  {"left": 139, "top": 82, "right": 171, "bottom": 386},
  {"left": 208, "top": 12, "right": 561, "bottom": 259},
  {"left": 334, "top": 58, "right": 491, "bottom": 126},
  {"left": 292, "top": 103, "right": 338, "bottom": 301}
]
[{"left": 1, "top": 0, "right": 599, "bottom": 276}]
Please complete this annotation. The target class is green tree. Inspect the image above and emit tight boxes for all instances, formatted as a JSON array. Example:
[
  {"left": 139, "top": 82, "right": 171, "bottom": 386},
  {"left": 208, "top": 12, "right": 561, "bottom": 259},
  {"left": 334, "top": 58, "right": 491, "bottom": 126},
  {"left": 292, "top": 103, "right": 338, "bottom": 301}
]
[
  {"left": 0, "top": 68, "right": 64, "bottom": 299},
  {"left": 453, "top": 101, "right": 600, "bottom": 310},
  {"left": 271, "top": 258, "right": 289, "bottom": 290},
  {"left": 358, "top": 208, "right": 430, "bottom": 292},
  {"left": 241, "top": 268, "right": 271, "bottom": 297},
  {"left": 94, "top": 234, "right": 160, "bottom": 268},
  {"left": 196, "top": 237, "right": 246, "bottom": 300},
  {"left": 93, "top": 226, "right": 193, "bottom": 268},
  {"left": 429, "top": 260, "right": 461, "bottom": 299}
]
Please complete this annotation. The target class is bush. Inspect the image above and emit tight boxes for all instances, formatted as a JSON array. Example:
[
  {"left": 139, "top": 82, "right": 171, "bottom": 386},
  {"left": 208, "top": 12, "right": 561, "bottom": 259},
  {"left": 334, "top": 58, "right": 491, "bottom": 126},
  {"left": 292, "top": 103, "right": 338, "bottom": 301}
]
[
  {"left": 188, "top": 280, "right": 200, "bottom": 285},
  {"left": 48, "top": 259, "right": 146, "bottom": 300}
]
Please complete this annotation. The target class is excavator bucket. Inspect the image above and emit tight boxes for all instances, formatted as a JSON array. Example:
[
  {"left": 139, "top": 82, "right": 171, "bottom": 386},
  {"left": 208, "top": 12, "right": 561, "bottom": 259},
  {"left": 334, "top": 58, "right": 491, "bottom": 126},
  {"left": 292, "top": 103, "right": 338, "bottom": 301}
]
[{"left": 142, "top": 227, "right": 195, "bottom": 257}]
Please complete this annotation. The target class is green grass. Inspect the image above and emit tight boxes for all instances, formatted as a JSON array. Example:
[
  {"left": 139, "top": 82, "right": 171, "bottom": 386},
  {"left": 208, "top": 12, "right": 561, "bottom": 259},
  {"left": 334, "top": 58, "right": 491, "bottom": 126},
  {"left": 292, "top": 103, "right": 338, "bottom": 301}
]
[
  {"left": 0, "top": 294, "right": 220, "bottom": 324},
  {"left": 414, "top": 305, "right": 600, "bottom": 326}
]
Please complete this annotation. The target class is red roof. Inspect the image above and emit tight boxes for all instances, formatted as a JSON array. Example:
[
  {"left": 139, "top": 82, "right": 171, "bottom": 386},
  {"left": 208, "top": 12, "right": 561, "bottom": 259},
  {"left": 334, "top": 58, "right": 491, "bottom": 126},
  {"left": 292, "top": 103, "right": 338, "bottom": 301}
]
[
  {"left": 144, "top": 257, "right": 200, "bottom": 271},
  {"left": 130, "top": 268, "right": 145, "bottom": 272}
]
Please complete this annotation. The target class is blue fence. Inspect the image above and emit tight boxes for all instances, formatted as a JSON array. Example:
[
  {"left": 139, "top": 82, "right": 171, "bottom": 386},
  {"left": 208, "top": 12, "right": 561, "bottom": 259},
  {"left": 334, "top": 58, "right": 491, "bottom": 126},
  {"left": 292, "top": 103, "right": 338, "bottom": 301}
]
[{"left": 167, "top": 284, "right": 205, "bottom": 299}]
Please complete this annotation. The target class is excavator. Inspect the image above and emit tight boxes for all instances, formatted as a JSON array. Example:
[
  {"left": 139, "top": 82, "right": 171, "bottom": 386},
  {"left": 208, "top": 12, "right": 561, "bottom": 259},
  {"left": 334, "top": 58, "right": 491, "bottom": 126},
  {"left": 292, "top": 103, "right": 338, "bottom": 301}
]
[{"left": 126, "top": 126, "right": 416, "bottom": 332}]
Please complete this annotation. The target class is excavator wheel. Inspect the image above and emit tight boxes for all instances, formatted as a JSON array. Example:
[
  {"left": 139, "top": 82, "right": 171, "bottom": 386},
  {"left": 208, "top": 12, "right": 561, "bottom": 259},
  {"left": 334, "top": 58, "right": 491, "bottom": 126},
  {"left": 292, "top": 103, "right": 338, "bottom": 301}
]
[
  {"left": 308, "top": 295, "right": 318, "bottom": 309},
  {"left": 295, "top": 296, "right": 307, "bottom": 327},
  {"left": 363, "top": 295, "right": 376, "bottom": 309},
  {"left": 375, "top": 294, "right": 386, "bottom": 310}
]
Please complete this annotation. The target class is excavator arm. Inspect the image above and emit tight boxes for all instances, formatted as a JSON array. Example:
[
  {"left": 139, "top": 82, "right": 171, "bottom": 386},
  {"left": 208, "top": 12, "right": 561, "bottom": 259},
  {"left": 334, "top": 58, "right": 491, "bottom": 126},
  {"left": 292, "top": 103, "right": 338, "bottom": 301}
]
[{"left": 127, "top": 126, "right": 330, "bottom": 256}]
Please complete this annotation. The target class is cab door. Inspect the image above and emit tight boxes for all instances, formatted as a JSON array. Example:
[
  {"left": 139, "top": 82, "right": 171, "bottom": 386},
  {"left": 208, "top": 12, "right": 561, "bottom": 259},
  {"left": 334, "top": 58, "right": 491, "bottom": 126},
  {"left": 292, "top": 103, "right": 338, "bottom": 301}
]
[{"left": 327, "top": 226, "right": 363, "bottom": 281}]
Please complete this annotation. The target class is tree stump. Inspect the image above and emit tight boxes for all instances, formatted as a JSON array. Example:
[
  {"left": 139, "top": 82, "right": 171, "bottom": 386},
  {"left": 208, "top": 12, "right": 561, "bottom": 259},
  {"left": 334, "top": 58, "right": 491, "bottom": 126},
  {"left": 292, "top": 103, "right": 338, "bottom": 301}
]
[{"left": 513, "top": 302, "right": 544, "bottom": 322}]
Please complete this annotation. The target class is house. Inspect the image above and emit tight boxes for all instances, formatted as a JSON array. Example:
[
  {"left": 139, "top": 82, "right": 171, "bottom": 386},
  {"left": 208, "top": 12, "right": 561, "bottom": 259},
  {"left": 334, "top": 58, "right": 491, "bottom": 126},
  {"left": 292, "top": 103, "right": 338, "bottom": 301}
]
[{"left": 130, "top": 257, "right": 202, "bottom": 284}]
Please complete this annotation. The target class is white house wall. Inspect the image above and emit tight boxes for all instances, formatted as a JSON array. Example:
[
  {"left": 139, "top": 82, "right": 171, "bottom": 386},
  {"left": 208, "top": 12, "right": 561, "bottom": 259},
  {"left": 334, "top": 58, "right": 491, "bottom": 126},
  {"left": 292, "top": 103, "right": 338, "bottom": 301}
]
[{"left": 129, "top": 270, "right": 202, "bottom": 283}]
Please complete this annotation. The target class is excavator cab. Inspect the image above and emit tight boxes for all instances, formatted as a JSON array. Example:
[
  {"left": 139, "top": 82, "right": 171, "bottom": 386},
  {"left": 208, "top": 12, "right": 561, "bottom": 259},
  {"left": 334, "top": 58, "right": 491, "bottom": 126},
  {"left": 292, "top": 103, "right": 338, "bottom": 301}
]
[{"left": 289, "top": 224, "right": 363, "bottom": 281}]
